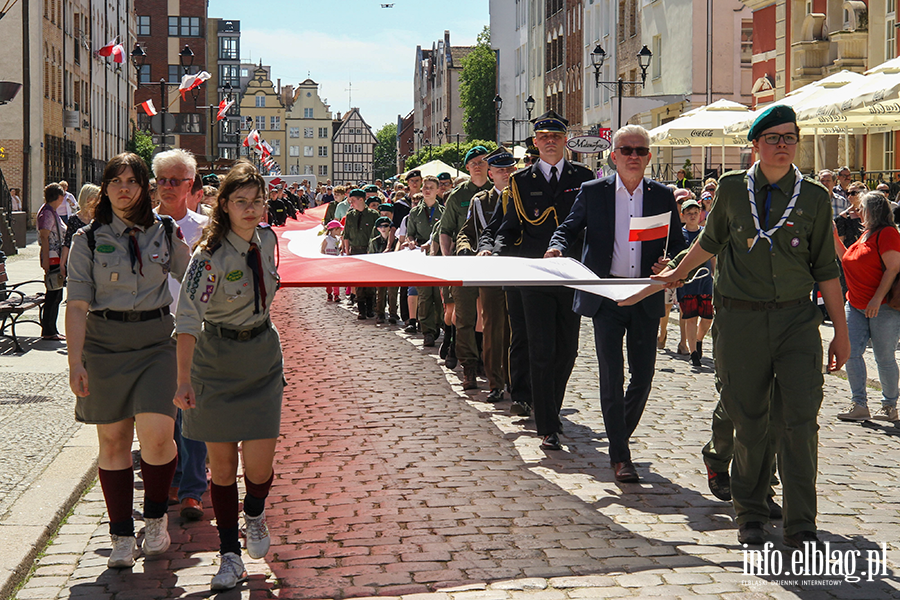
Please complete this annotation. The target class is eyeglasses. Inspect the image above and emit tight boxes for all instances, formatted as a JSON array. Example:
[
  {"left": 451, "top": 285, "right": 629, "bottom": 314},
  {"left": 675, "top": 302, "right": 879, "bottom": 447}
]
[
  {"left": 156, "top": 177, "right": 192, "bottom": 187},
  {"left": 229, "top": 198, "right": 265, "bottom": 210},
  {"left": 760, "top": 133, "right": 799, "bottom": 145},
  {"left": 615, "top": 146, "right": 650, "bottom": 157},
  {"left": 839, "top": 172, "right": 851, "bottom": 179},
  {"left": 376, "top": 224, "right": 391, "bottom": 228},
  {"left": 848, "top": 190, "right": 861, "bottom": 196}
]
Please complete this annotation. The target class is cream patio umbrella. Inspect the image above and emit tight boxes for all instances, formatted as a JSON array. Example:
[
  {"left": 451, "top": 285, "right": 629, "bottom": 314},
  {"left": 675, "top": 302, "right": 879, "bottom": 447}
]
[{"left": 648, "top": 99, "right": 752, "bottom": 147}]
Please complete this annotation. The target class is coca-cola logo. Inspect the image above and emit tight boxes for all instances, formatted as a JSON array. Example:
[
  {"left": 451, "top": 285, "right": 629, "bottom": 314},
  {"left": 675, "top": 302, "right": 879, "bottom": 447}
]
[
  {"left": 667, "top": 137, "right": 692, "bottom": 146},
  {"left": 690, "top": 129, "right": 714, "bottom": 137},
  {"left": 817, "top": 114, "right": 847, "bottom": 123},
  {"left": 868, "top": 102, "right": 900, "bottom": 115},
  {"left": 565, "top": 135, "right": 611, "bottom": 154}
]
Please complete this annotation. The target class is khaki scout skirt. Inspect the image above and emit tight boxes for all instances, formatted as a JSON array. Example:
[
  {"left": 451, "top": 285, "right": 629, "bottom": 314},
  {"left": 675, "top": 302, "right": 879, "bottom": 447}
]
[
  {"left": 182, "top": 323, "right": 284, "bottom": 443},
  {"left": 75, "top": 313, "right": 178, "bottom": 424}
]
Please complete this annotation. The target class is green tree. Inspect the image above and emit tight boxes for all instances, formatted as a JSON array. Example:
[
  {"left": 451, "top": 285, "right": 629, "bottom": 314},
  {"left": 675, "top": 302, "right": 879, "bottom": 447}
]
[
  {"left": 459, "top": 26, "right": 496, "bottom": 143},
  {"left": 404, "top": 139, "right": 498, "bottom": 172},
  {"left": 373, "top": 122, "right": 398, "bottom": 181},
  {"left": 126, "top": 120, "right": 154, "bottom": 170}
]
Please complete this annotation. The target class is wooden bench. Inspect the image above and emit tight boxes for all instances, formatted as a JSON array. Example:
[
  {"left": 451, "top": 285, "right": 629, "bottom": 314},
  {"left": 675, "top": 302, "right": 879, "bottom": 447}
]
[{"left": 0, "top": 264, "right": 46, "bottom": 352}]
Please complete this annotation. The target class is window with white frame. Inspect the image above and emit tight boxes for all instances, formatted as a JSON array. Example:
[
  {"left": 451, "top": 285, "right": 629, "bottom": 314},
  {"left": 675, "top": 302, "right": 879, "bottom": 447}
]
[
  {"left": 255, "top": 115, "right": 265, "bottom": 130},
  {"left": 304, "top": 108, "right": 313, "bottom": 118},
  {"left": 289, "top": 145, "right": 299, "bottom": 157},
  {"left": 270, "top": 116, "right": 280, "bottom": 130},
  {"left": 271, "top": 140, "right": 281, "bottom": 156},
  {"left": 354, "top": 144, "right": 362, "bottom": 153},
  {"left": 318, "top": 146, "right": 328, "bottom": 157},
  {"left": 887, "top": 0, "right": 897, "bottom": 61},
  {"left": 304, "top": 127, "right": 314, "bottom": 138},
  {"left": 318, "top": 127, "right": 329, "bottom": 138},
  {"left": 652, "top": 35, "right": 661, "bottom": 79},
  {"left": 318, "top": 165, "right": 328, "bottom": 176},
  {"left": 344, "top": 144, "right": 352, "bottom": 153},
  {"left": 304, "top": 165, "right": 314, "bottom": 174},
  {"left": 289, "top": 127, "right": 299, "bottom": 138},
  {"left": 886, "top": 132, "right": 895, "bottom": 171},
  {"left": 255, "top": 94, "right": 265, "bottom": 107},
  {"left": 304, "top": 146, "right": 313, "bottom": 156},
  {"left": 354, "top": 163, "right": 362, "bottom": 172}
]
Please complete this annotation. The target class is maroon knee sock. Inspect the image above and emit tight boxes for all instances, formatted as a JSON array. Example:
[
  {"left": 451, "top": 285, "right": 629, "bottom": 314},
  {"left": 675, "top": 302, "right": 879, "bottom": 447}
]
[
  {"left": 99, "top": 467, "right": 135, "bottom": 534},
  {"left": 211, "top": 482, "right": 240, "bottom": 530},
  {"left": 243, "top": 471, "right": 274, "bottom": 517},
  {"left": 140, "top": 456, "right": 177, "bottom": 506}
]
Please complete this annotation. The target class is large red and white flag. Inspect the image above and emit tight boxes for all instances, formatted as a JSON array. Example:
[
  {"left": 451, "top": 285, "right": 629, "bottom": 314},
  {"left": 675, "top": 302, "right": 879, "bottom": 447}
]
[
  {"left": 271, "top": 205, "right": 661, "bottom": 302},
  {"left": 179, "top": 71, "right": 211, "bottom": 100},
  {"left": 97, "top": 37, "right": 119, "bottom": 57},
  {"left": 216, "top": 98, "right": 234, "bottom": 121},
  {"left": 139, "top": 99, "right": 157, "bottom": 117},
  {"left": 628, "top": 212, "right": 671, "bottom": 242}
]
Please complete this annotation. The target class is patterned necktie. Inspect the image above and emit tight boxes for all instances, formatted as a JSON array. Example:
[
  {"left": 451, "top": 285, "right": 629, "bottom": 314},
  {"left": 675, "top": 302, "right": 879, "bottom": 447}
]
[
  {"left": 549, "top": 165, "right": 559, "bottom": 191},
  {"left": 124, "top": 227, "right": 143, "bottom": 276},
  {"left": 246, "top": 242, "right": 267, "bottom": 314}
]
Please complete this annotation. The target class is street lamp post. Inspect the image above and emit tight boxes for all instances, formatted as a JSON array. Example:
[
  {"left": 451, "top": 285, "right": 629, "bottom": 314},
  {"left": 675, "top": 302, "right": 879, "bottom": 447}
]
[
  {"left": 131, "top": 43, "right": 198, "bottom": 152},
  {"left": 493, "top": 94, "right": 503, "bottom": 144},
  {"left": 590, "top": 44, "right": 652, "bottom": 131}
]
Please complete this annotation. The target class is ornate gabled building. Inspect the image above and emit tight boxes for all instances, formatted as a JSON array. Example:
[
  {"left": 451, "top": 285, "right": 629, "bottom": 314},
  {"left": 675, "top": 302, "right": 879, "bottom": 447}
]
[
  {"left": 331, "top": 108, "right": 376, "bottom": 185},
  {"left": 239, "top": 63, "right": 286, "bottom": 174},
  {"left": 284, "top": 79, "right": 333, "bottom": 177}
]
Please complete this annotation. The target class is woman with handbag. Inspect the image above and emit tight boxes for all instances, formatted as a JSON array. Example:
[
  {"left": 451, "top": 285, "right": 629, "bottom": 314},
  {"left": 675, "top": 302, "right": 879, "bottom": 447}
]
[
  {"left": 38, "top": 183, "right": 67, "bottom": 340},
  {"left": 834, "top": 191, "right": 900, "bottom": 422}
]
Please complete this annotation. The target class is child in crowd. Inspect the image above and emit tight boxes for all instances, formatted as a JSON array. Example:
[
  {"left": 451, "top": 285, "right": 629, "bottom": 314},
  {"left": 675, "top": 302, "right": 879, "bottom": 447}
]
[
  {"left": 321, "top": 220, "right": 343, "bottom": 302},
  {"left": 369, "top": 216, "right": 399, "bottom": 324},
  {"left": 676, "top": 200, "right": 715, "bottom": 367}
]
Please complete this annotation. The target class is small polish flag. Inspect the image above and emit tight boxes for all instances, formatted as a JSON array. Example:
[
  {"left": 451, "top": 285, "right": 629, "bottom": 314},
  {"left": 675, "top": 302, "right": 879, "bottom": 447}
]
[
  {"left": 140, "top": 99, "right": 157, "bottom": 116},
  {"left": 97, "top": 37, "right": 119, "bottom": 57},
  {"left": 178, "top": 71, "right": 211, "bottom": 100},
  {"left": 260, "top": 140, "right": 274, "bottom": 156},
  {"left": 216, "top": 98, "right": 234, "bottom": 121},
  {"left": 243, "top": 129, "right": 260, "bottom": 148},
  {"left": 628, "top": 212, "right": 671, "bottom": 242}
]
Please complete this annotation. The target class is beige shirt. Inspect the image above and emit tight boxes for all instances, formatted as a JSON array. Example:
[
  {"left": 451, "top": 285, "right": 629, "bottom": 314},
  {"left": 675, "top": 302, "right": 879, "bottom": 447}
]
[
  {"left": 67, "top": 214, "right": 190, "bottom": 311},
  {"left": 175, "top": 227, "right": 280, "bottom": 339}
]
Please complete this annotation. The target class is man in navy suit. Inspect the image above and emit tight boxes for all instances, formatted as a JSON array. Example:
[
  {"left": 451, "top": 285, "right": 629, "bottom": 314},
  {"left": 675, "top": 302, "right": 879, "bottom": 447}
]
[{"left": 546, "top": 124, "right": 686, "bottom": 482}]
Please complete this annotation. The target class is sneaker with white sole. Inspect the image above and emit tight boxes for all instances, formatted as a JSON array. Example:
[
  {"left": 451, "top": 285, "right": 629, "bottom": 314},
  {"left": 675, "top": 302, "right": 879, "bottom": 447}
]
[
  {"left": 107, "top": 534, "right": 140, "bottom": 568},
  {"left": 874, "top": 405, "right": 899, "bottom": 422},
  {"left": 242, "top": 511, "right": 270, "bottom": 559},
  {"left": 837, "top": 403, "right": 870, "bottom": 421},
  {"left": 210, "top": 552, "right": 247, "bottom": 591},
  {"left": 141, "top": 513, "right": 170, "bottom": 556}
]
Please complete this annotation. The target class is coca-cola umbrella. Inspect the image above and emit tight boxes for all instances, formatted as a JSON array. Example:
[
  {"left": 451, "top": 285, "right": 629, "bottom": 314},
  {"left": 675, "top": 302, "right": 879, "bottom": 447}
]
[{"left": 647, "top": 99, "right": 752, "bottom": 148}]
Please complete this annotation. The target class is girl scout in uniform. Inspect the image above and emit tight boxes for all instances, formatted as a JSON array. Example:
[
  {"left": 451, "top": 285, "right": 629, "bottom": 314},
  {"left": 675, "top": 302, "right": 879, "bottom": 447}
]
[
  {"left": 66, "top": 152, "right": 191, "bottom": 569},
  {"left": 173, "top": 161, "right": 283, "bottom": 591}
]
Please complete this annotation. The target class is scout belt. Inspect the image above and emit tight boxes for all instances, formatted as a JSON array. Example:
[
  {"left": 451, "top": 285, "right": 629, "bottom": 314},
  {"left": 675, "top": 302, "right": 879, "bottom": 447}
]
[
  {"left": 720, "top": 297, "right": 808, "bottom": 311},
  {"left": 92, "top": 306, "right": 170, "bottom": 322},
  {"left": 204, "top": 319, "right": 270, "bottom": 341}
]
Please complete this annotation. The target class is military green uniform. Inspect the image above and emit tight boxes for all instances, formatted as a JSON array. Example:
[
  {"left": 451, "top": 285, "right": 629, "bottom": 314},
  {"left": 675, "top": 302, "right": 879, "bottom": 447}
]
[
  {"left": 458, "top": 187, "right": 510, "bottom": 391},
  {"left": 406, "top": 200, "right": 444, "bottom": 338},
  {"left": 441, "top": 180, "right": 492, "bottom": 368},
  {"left": 344, "top": 207, "right": 380, "bottom": 310},
  {"left": 696, "top": 166, "right": 838, "bottom": 536},
  {"left": 369, "top": 233, "right": 399, "bottom": 319}
]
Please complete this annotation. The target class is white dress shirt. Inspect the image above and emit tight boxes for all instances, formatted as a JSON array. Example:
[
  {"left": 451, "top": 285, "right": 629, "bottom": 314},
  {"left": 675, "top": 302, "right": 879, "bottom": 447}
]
[
  {"left": 537, "top": 157, "right": 566, "bottom": 183},
  {"left": 610, "top": 174, "right": 644, "bottom": 278}
]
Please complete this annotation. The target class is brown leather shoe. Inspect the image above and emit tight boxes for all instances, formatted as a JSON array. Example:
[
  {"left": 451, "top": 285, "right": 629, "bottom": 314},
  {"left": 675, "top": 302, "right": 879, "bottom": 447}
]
[
  {"left": 180, "top": 498, "right": 203, "bottom": 521},
  {"left": 462, "top": 365, "right": 478, "bottom": 390},
  {"left": 168, "top": 486, "right": 179, "bottom": 506},
  {"left": 612, "top": 460, "right": 639, "bottom": 483}
]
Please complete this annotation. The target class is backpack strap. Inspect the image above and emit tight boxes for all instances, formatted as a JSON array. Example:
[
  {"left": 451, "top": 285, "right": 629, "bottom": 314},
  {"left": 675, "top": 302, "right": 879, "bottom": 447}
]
[{"left": 84, "top": 220, "right": 103, "bottom": 254}]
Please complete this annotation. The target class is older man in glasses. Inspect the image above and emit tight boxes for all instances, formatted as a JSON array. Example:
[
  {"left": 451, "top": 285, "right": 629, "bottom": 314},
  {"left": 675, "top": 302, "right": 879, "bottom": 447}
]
[
  {"left": 653, "top": 105, "right": 848, "bottom": 550},
  {"left": 546, "top": 124, "right": 684, "bottom": 480}
]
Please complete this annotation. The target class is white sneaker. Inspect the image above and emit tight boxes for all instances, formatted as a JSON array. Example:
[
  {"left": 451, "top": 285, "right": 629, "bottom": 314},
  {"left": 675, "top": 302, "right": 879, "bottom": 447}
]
[
  {"left": 837, "top": 404, "right": 870, "bottom": 421},
  {"left": 210, "top": 552, "right": 247, "bottom": 591},
  {"left": 874, "top": 405, "right": 900, "bottom": 421},
  {"left": 242, "top": 511, "right": 270, "bottom": 559},
  {"left": 141, "top": 513, "right": 171, "bottom": 556},
  {"left": 107, "top": 534, "right": 139, "bottom": 568}
]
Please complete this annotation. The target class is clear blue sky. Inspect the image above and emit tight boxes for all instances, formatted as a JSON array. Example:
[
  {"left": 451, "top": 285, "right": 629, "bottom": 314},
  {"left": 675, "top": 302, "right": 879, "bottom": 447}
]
[{"left": 209, "top": 0, "right": 488, "bottom": 132}]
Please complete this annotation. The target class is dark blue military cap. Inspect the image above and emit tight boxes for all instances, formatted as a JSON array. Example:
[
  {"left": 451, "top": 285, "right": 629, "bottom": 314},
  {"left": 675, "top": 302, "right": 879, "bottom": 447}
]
[
  {"left": 532, "top": 109, "right": 568, "bottom": 134},
  {"left": 485, "top": 146, "right": 516, "bottom": 168}
]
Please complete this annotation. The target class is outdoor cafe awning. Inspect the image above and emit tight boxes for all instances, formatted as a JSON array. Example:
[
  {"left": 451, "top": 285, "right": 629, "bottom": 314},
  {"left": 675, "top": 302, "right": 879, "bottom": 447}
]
[{"left": 648, "top": 99, "right": 752, "bottom": 147}]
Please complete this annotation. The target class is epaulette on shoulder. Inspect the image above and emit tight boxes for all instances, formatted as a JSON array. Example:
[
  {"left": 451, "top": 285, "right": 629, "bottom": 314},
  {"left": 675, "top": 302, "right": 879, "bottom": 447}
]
[
  {"left": 720, "top": 169, "right": 747, "bottom": 181},
  {"left": 208, "top": 242, "right": 223, "bottom": 256},
  {"left": 801, "top": 176, "right": 829, "bottom": 193},
  {"left": 472, "top": 189, "right": 490, "bottom": 202}
]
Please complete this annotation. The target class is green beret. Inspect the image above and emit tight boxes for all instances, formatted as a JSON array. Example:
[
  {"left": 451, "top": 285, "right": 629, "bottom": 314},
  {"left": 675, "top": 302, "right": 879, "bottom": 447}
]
[
  {"left": 437, "top": 172, "right": 452, "bottom": 181},
  {"left": 349, "top": 188, "right": 366, "bottom": 199},
  {"left": 378, "top": 203, "right": 393, "bottom": 212},
  {"left": 748, "top": 105, "right": 797, "bottom": 142},
  {"left": 366, "top": 196, "right": 380, "bottom": 205},
  {"left": 364, "top": 184, "right": 379, "bottom": 193},
  {"left": 375, "top": 216, "right": 392, "bottom": 227},
  {"left": 201, "top": 174, "right": 220, "bottom": 187},
  {"left": 464, "top": 145, "right": 489, "bottom": 165}
]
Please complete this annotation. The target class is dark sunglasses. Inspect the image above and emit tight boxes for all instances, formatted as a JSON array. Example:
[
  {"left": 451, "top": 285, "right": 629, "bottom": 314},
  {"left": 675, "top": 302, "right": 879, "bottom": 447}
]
[
  {"left": 848, "top": 190, "right": 861, "bottom": 196},
  {"left": 615, "top": 146, "right": 650, "bottom": 157}
]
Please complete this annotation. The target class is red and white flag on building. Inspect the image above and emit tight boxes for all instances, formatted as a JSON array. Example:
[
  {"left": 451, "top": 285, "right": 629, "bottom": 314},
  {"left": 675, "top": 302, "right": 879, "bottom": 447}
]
[
  {"left": 139, "top": 99, "right": 157, "bottom": 117},
  {"left": 260, "top": 140, "right": 275, "bottom": 157},
  {"left": 216, "top": 98, "right": 234, "bottom": 121},
  {"left": 243, "top": 129, "right": 260, "bottom": 148},
  {"left": 179, "top": 71, "right": 211, "bottom": 100},
  {"left": 98, "top": 38, "right": 126, "bottom": 63},
  {"left": 628, "top": 212, "right": 671, "bottom": 242}
]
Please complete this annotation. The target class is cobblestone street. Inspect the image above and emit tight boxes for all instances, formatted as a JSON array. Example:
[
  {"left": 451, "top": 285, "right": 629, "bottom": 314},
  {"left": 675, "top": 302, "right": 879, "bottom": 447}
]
[{"left": 11, "top": 286, "right": 900, "bottom": 600}]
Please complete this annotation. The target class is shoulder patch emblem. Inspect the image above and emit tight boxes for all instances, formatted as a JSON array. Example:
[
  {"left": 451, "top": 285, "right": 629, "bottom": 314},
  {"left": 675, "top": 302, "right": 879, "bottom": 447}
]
[
  {"left": 96, "top": 244, "right": 115, "bottom": 254},
  {"left": 226, "top": 270, "right": 243, "bottom": 282}
]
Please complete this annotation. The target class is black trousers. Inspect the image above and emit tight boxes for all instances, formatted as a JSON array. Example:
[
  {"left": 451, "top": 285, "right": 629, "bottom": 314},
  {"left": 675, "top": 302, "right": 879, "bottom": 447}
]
[
  {"left": 399, "top": 286, "right": 409, "bottom": 321},
  {"left": 519, "top": 286, "right": 580, "bottom": 436},
  {"left": 505, "top": 288, "right": 532, "bottom": 408},
  {"left": 42, "top": 279, "right": 63, "bottom": 337},
  {"left": 592, "top": 297, "right": 658, "bottom": 463}
]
